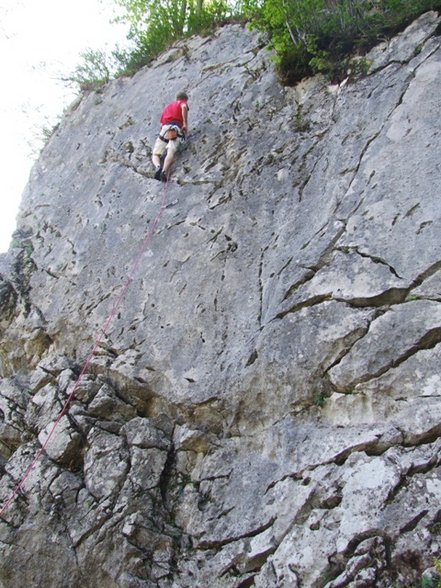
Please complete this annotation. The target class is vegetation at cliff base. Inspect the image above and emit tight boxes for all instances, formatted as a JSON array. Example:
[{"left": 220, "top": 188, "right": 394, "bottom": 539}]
[{"left": 70, "top": 0, "right": 441, "bottom": 89}]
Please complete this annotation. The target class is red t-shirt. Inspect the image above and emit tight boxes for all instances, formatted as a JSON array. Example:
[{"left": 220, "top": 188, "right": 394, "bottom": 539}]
[{"left": 160, "top": 99, "right": 188, "bottom": 127}]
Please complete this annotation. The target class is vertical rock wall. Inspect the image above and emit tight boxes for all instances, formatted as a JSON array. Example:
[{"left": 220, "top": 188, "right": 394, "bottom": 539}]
[{"left": 1, "top": 14, "right": 441, "bottom": 588}]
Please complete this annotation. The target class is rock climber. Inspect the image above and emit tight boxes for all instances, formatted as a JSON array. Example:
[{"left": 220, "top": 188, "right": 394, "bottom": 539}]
[{"left": 152, "top": 91, "right": 189, "bottom": 182}]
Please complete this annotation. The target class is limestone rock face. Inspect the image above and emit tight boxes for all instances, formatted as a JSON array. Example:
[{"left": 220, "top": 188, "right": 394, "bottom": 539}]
[{"left": 1, "top": 13, "right": 441, "bottom": 588}]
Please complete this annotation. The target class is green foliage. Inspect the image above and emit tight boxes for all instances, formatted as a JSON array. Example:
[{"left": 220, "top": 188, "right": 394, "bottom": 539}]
[
  {"left": 313, "top": 391, "right": 326, "bottom": 406},
  {"left": 408, "top": 560, "right": 441, "bottom": 588},
  {"left": 70, "top": 0, "right": 441, "bottom": 89},
  {"left": 36, "top": 121, "right": 60, "bottom": 153},
  {"left": 112, "top": 0, "right": 244, "bottom": 76},
  {"left": 24, "top": 243, "right": 34, "bottom": 259},
  {"left": 295, "top": 106, "right": 311, "bottom": 131},
  {"left": 348, "top": 56, "right": 372, "bottom": 78},
  {"left": 243, "top": 0, "right": 441, "bottom": 84},
  {"left": 66, "top": 49, "right": 118, "bottom": 91}
]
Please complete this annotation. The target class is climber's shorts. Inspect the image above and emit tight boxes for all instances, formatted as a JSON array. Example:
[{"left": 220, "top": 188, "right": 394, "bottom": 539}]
[{"left": 153, "top": 125, "right": 180, "bottom": 157}]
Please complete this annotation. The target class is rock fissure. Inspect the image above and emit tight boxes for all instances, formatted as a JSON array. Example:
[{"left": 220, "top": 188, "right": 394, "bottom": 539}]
[
  {"left": 276, "top": 293, "right": 332, "bottom": 318},
  {"left": 334, "top": 324, "right": 441, "bottom": 393},
  {"left": 352, "top": 248, "right": 402, "bottom": 279},
  {"left": 337, "top": 286, "right": 409, "bottom": 308},
  {"left": 195, "top": 517, "right": 277, "bottom": 551}
]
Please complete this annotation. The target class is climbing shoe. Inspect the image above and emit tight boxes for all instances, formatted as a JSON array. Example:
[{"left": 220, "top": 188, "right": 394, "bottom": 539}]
[
  {"left": 154, "top": 167, "right": 162, "bottom": 181},
  {"left": 160, "top": 171, "right": 168, "bottom": 182}
]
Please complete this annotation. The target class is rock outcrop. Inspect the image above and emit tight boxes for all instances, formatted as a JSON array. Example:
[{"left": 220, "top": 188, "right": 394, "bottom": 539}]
[{"left": 1, "top": 12, "right": 441, "bottom": 587}]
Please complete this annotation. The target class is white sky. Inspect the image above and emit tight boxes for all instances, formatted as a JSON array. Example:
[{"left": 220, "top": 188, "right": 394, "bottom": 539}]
[{"left": 0, "top": 0, "right": 129, "bottom": 252}]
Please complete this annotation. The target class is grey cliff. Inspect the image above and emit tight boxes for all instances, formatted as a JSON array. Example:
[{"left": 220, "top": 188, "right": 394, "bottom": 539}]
[{"left": 1, "top": 12, "right": 441, "bottom": 588}]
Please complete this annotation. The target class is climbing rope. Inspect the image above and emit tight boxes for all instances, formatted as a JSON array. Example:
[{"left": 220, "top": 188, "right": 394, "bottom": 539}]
[{"left": 0, "top": 174, "right": 171, "bottom": 518}]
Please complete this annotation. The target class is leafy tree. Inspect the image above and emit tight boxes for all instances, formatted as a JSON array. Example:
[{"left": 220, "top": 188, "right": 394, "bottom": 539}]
[
  {"left": 243, "top": 0, "right": 441, "bottom": 83},
  {"left": 69, "top": 0, "right": 441, "bottom": 90},
  {"left": 112, "top": 0, "right": 243, "bottom": 75},
  {"left": 65, "top": 49, "right": 118, "bottom": 91}
]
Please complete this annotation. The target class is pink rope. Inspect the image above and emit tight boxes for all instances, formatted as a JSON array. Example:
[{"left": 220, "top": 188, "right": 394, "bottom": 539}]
[{"left": 0, "top": 176, "right": 170, "bottom": 518}]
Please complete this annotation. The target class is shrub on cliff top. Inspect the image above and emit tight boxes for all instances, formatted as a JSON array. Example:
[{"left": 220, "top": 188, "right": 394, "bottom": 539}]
[
  {"left": 243, "top": 0, "right": 441, "bottom": 83},
  {"left": 70, "top": 0, "right": 441, "bottom": 90}
]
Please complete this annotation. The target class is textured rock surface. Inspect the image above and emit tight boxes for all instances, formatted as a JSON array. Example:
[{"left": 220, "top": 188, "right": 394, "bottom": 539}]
[{"left": 1, "top": 12, "right": 441, "bottom": 587}]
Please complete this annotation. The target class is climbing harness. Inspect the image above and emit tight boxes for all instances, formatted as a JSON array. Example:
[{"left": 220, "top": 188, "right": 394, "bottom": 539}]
[
  {"left": 0, "top": 174, "right": 172, "bottom": 519},
  {"left": 159, "top": 123, "right": 184, "bottom": 143}
]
